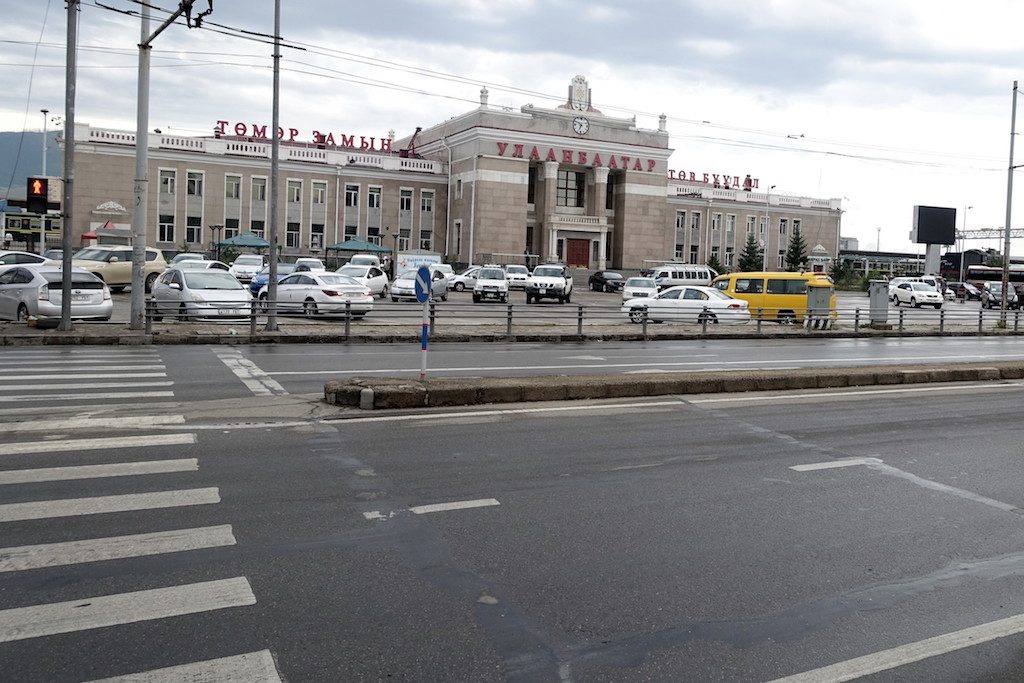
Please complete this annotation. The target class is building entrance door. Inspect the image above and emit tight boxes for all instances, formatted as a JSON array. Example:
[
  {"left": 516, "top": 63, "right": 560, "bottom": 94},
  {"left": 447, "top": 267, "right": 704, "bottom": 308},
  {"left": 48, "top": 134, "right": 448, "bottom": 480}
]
[{"left": 566, "top": 238, "right": 590, "bottom": 267}]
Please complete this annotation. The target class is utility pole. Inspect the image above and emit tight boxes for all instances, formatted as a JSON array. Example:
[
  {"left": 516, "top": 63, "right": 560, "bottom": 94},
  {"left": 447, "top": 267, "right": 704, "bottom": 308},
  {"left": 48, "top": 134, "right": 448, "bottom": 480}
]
[
  {"left": 41, "top": 109, "right": 48, "bottom": 176},
  {"left": 1002, "top": 81, "right": 1018, "bottom": 324},
  {"left": 761, "top": 185, "right": 775, "bottom": 271},
  {"left": 39, "top": 109, "right": 49, "bottom": 256},
  {"left": 130, "top": 1, "right": 211, "bottom": 330},
  {"left": 959, "top": 206, "right": 971, "bottom": 281},
  {"left": 59, "top": 2, "right": 78, "bottom": 331},
  {"left": 266, "top": 0, "right": 281, "bottom": 331}
]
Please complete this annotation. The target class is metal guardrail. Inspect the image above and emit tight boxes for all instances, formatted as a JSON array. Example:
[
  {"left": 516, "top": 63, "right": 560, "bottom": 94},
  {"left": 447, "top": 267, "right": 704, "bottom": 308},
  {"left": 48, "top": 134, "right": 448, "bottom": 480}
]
[{"left": 127, "top": 297, "right": 1024, "bottom": 342}]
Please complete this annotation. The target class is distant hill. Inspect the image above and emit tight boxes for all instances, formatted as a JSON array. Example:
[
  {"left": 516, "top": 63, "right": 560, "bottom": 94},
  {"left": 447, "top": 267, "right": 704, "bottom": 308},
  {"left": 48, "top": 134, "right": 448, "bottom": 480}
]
[{"left": 0, "top": 131, "right": 62, "bottom": 200}]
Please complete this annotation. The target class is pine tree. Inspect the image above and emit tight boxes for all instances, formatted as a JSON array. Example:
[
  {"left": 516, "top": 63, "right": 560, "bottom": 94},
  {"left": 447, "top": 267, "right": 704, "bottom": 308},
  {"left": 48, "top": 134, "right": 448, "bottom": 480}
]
[
  {"left": 706, "top": 253, "right": 726, "bottom": 275},
  {"left": 738, "top": 233, "right": 763, "bottom": 272},
  {"left": 785, "top": 224, "right": 809, "bottom": 271}
]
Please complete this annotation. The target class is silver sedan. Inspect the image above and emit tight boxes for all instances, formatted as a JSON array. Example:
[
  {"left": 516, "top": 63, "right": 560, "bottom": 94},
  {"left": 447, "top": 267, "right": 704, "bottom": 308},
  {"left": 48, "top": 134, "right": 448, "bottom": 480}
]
[{"left": 0, "top": 265, "right": 112, "bottom": 321}]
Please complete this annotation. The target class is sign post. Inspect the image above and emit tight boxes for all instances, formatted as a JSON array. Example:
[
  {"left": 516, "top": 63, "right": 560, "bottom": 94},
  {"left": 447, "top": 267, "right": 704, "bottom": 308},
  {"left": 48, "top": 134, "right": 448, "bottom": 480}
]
[{"left": 414, "top": 265, "right": 432, "bottom": 380}]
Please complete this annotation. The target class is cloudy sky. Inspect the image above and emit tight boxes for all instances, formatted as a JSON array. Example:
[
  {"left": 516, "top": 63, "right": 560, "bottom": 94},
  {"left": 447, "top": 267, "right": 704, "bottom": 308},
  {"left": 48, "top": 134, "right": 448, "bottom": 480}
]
[{"left": 2, "top": 0, "right": 1022, "bottom": 253}]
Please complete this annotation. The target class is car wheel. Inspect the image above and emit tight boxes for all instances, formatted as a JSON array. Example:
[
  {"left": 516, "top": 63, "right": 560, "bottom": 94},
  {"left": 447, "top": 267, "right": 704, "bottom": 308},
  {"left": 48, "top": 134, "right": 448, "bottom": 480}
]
[
  {"left": 16, "top": 304, "right": 29, "bottom": 322},
  {"left": 258, "top": 293, "right": 268, "bottom": 311},
  {"left": 144, "top": 272, "right": 158, "bottom": 293},
  {"left": 352, "top": 312, "right": 366, "bottom": 320},
  {"left": 525, "top": 294, "right": 533, "bottom": 304},
  {"left": 152, "top": 314, "right": 163, "bottom": 322},
  {"left": 472, "top": 293, "right": 481, "bottom": 303},
  {"left": 391, "top": 297, "right": 398, "bottom": 303},
  {"left": 441, "top": 292, "right": 448, "bottom": 302},
  {"left": 501, "top": 294, "right": 508, "bottom": 303},
  {"left": 303, "top": 299, "right": 318, "bottom": 317},
  {"left": 380, "top": 285, "right": 389, "bottom": 299},
  {"left": 628, "top": 307, "right": 646, "bottom": 324},
  {"left": 934, "top": 304, "right": 942, "bottom": 309},
  {"left": 110, "top": 286, "right": 126, "bottom": 294},
  {"left": 565, "top": 292, "right": 571, "bottom": 304},
  {"left": 454, "top": 282, "right": 465, "bottom": 292},
  {"left": 911, "top": 297, "right": 918, "bottom": 307},
  {"left": 777, "top": 311, "right": 795, "bottom": 325},
  {"left": 698, "top": 311, "right": 719, "bottom": 325},
  {"left": 177, "top": 304, "right": 189, "bottom": 322}
]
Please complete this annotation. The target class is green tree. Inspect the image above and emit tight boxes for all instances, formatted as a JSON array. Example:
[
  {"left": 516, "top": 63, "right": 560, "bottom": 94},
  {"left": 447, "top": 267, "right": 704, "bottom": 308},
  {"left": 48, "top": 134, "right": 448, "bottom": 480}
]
[
  {"left": 784, "top": 224, "right": 809, "bottom": 271},
  {"left": 738, "top": 233, "right": 763, "bottom": 272},
  {"left": 706, "top": 253, "right": 726, "bottom": 275}
]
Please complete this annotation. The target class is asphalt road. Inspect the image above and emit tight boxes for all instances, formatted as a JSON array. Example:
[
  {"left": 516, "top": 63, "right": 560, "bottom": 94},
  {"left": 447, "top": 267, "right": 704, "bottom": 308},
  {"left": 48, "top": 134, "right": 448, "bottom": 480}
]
[{"left": 5, "top": 357, "right": 1024, "bottom": 680}]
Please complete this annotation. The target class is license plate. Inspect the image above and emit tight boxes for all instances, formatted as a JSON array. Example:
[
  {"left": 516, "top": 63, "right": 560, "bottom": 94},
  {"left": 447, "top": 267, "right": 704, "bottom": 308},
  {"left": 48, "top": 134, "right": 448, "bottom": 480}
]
[
  {"left": 538, "top": 288, "right": 546, "bottom": 294},
  {"left": 72, "top": 295, "right": 90, "bottom": 302}
]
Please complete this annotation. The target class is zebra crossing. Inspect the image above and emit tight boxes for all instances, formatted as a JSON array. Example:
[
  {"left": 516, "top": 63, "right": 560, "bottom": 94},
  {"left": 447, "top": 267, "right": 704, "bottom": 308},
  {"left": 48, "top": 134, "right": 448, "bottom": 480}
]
[{"left": 0, "top": 348, "right": 281, "bottom": 681}]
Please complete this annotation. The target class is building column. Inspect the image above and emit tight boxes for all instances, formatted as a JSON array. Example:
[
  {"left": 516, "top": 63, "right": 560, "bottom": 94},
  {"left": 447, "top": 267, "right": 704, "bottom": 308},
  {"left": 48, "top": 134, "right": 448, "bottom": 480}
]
[
  {"left": 542, "top": 161, "right": 559, "bottom": 262},
  {"left": 593, "top": 167, "right": 609, "bottom": 269}
]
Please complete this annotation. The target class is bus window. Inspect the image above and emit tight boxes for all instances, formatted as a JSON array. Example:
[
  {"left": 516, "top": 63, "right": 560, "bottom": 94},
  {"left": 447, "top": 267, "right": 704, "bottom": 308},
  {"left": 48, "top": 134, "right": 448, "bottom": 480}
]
[{"left": 735, "top": 278, "right": 764, "bottom": 294}]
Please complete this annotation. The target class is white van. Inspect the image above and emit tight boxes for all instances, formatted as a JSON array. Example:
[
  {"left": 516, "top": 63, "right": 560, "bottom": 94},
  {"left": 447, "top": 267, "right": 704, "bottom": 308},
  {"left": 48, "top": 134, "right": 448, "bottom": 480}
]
[
  {"left": 651, "top": 264, "right": 718, "bottom": 290},
  {"left": 348, "top": 253, "right": 381, "bottom": 267}
]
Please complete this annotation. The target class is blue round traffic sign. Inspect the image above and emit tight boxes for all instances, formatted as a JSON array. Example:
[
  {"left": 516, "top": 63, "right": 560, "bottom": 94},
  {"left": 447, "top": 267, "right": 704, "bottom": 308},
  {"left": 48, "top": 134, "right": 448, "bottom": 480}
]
[{"left": 414, "top": 265, "right": 432, "bottom": 303}]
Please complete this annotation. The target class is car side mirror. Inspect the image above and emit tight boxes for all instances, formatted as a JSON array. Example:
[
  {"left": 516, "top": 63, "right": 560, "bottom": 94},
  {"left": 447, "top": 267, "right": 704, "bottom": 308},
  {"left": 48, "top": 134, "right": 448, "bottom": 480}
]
[
  {"left": 169, "top": 282, "right": 181, "bottom": 290},
  {"left": 108, "top": 256, "right": 119, "bottom": 263}
]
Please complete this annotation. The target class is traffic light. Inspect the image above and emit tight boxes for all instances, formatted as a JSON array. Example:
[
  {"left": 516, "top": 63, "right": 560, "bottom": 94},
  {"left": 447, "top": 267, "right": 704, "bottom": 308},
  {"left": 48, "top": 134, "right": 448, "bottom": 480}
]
[{"left": 26, "top": 177, "right": 48, "bottom": 214}]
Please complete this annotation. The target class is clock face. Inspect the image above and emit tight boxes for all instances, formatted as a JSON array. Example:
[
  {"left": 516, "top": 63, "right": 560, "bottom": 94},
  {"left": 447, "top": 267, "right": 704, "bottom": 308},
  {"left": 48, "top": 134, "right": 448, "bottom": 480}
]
[{"left": 573, "top": 116, "right": 590, "bottom": 135}]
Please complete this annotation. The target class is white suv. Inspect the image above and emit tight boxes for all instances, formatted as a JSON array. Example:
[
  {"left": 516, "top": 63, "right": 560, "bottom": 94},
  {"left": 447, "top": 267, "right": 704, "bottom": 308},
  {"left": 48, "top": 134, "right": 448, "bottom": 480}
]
[
  {"left": 525, "top": 264, "right": 573, "bottom": 304},
  {"left": 472, "top": 265, "right": 509, "bottom": 303},
  {"left": 504, "top": 264, "right": 530, "bottom": 289}
]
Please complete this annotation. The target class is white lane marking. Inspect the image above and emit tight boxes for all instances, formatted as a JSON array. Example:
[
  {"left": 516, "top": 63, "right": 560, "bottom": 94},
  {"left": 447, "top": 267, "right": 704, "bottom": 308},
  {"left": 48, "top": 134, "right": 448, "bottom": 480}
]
[
  {"left": 364, "top": 498, "right": 500, "bottom": 520},
  {"left": 0, "top": 381, "right": 173, "bottom": 392},
  {"left": 0, "top": 524, "right": 235, "bottom": 572},
  {"left": 0, "top": 365, "right": 165, "bottom": 373},
  {"left": 0, "top": 373, "right": 168, "bottom": 381},
  {"left": 0, "top": 401, "right": 181, "bottom": 417},
  {"left": 0, "top": 415, "right": 186, "bottom": 433},
  {"left": 0, "top": 359, "right": 161, "bottom": 366},
  {"left": 770, "top": 612, "right": 1024, "bottom": 683},
  {"left": 0, "top": 458, "right": 199, "bottom": 485},
  {"left": 88, "top": 649, "right": 281, "bottom": 683},
  {"left": 690, "top": 382, "right": 1024, "bottom": 403},
  {"left": 0, "top": 487, "right": 219, "bottom": 522},
  {"left": 213, "top": 349, "right": 288, "bottom": 397},
  {"left": 0, "top": 433, "right": 195, "bottom": 456},
  {"left": 790, "top": 458, "right": 882, "bottom": 471},
  {"left": 269, "top": 353, "right": 1024, "bottom": 376},
  {"left": 0, "top": 577, "right": 254, "bottom": 643},
  {"left": 333, "top": 400, "right": 685, "bottom": 425},
  {"left": 0, "top": 391, "right": 175, "bottom": 403}
]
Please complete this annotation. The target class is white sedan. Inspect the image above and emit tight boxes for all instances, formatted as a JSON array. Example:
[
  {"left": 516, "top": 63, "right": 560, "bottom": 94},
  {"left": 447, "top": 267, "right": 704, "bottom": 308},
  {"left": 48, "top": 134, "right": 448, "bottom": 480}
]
[
  {"left": 258, "top": 272, "right": 373, "bottom": 317},
  {"left": 335, "top": 264, "right": 390, "bottom": 298},
  {"left": 621, "top": 276, "right": 659, "bottom": 302},
  {"left": 891, "top": 282, "right": 943, "bottom": 309},
  {"left": 622, "top": 285, "right": 750, "bottom": 324}
]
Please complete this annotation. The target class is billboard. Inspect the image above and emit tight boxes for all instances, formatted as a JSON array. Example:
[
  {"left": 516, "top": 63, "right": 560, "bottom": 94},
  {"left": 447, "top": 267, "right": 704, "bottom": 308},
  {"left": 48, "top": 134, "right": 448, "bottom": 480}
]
[{"left": 911, "top": 205, "right": 956, "bottom": 245}]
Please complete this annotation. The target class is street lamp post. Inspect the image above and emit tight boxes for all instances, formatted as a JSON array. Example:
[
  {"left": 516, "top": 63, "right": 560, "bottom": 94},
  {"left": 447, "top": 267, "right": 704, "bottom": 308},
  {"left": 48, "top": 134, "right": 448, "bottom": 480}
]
[
  {"left": 959, "top": 205, "right": 972, "bottom": 281},
  {"left": 761, "top": 185, "right": 776, "bottom": 270}
]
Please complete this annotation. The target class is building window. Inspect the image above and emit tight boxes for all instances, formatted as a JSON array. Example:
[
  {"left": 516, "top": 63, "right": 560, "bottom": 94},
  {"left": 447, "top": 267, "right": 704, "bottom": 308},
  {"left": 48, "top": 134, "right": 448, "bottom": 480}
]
[
  {"left": 311, "top": 224, "right": 324, "bottom": 249},
  {"left": 726, "top": 214, "right": 736, "bottom": 245},
  {"left": 158, "top": 214, "right": 174, "bottom": 242},
  {"left": 792, "top": 218, "right": 801, "bottom": 233},
  {"left": 746, "top": 216, "right": 756, "bottom": 237},
  {"left": 286, "top": 222, "right": 300, "bottom": 248},
  {"left": 185, "top": 216, "right": 201, "bottom": 244},
  {"left": 689, "top": 212, "right": 701, "bottom": 246},
  {"left": 674, "top": 210, "right": 686, "bottom": 259},
  {"left": 350, "top": 224, "right": 362, "bottom": 240},
  {"left": 224, "top": 218, "right": 239, "bottom": 239},
  {"left": 606, "top": 173, "right": 616, "bottom": 211},
  {"left": 400, "top": 189, "right": 413, "bottom": 212},
  {"left": 689, "top": 244, "right": 699, "bottom": 265},
  {"left": 779, "top": 218, "right": 788, "bottom": 236},
  {"left": 252, "top": 177, "right": 266, "bottom": 202},
  {"left": 345, "top": 184, "right": 359, "bottom": 207},
  {"left": 186, "top": 172, "right": 203, "bottom": 196},
  {"left": 159, "top": 170, "right": 175, "bottom": 195},
  {"left": 527, "top": 166, "right": 537, "bottom": 204},
  {"left": 760, "top": 216, "right": 768, "bottom": 236},
  {"left": 725, "top": 246, "right": 735, "bottom": 267},
  {"left": 312, "top": 182, "right": 327, "bottom": 204},
  {"left": 287, "top": 180, "right": 301, "bottom": 204},
  {"left": 456, "top": 179, "right": 463, "bottom": 200},
  {"left": 454, "top": 220, "right": 462, "bottom": 256},
  {"left": 778, "top": 250, "right": 786, "bottom": 269},
  {"left": 421, "top": 192, "right": 434, "bottom": 214},
  {"left": 556, "top": 170, "right": 585, "bottom": 208},
  {"left": 251, "top": 219, "right": 264, "bottom": 238},
  {"left": 225, "top": 175, "right": 240, "bottom": 199},
  {"left": 367, "top": 187, "right": 381, "bottom": 209}
]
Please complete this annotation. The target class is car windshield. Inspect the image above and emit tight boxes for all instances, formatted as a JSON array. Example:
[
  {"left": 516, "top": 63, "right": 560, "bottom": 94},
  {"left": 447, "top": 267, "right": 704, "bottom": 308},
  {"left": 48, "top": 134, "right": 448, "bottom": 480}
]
[
  {"left": 177, "top": 260, "right": 212, "bottom": 269},
  {"left": 603, "top": 272, "right": 623, "bottom": 280},
  {"left": 910, "top": 283, "right": 936, "bottom": 291},
  {"left": 73, "top": 249, "right": 111, "bottom": 262},
  {"left": 397, "top": 270, "right": 418, "bottom": 280},
  {"left": 533, "top": 267, "right": 563, "bottom": 277},
  {"left": 234, "top": 256, "right": 263, "bottom": 265},
  {"left": 257, "top": 264, "right": 296, "bottom": 276},
  {"left": 506, "top": 266, "right": 528, "bottom": 274},
  {"left": 626, "top": 278, "right": 656, "bottom": 288},
  {"left": 338, "top": 266, "right": 367, "bottom": 277},
  {"left": 349, "top": 257, "right": 377, "bottom": 265},
  {"left": 459, "top": 268, "right": 478, "bottom": 276},
  {"left": 297, "top": 260, "right": 324, "bottom": 268},
  {"left": 479, "top": 268, "right": 505, "bottom": 279},
  {"left": 184, "top": 271, "right": 243, "bottom": 290}
]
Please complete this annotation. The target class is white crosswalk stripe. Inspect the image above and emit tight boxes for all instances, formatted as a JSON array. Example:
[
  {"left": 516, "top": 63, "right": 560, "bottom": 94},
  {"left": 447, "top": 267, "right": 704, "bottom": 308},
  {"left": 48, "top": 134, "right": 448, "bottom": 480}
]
[{"left": 0, "top": 349, "right": 278, "bottom": 678}]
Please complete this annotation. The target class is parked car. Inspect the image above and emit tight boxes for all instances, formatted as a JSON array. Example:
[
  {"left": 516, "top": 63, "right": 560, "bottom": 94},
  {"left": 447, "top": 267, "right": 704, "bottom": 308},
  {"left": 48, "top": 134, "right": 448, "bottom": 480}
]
[
  {"left": 473, "top": 265, "right": 509, "bottom": 303},
  {"left": 650, "top": 264, "right": 717, "bottom": 290},
  {"left": 175, "top": 259, "right": 230, "bottom": 271},
  {"left": 0, "top": 265, "right": 112, "bottom": 321},
  {"left": 449, "top": 266, "right": 481, "bottom": 291},
  {"left": 228, "top": 254, "right": 267, "bottom": 282},
  {"left": 981, "top": 282, "right": 1020, "bottom": 309},
  {"left": 248, "top": 263, "right": 298, "bottom": 296},
  {"left": 0, "top": 250, "right": 50, "bottom": 266},
  {"left": 621, "top": 276, "right": 659, "bottom": 301},
  {"left": 150, "top": 268, "right": 251, "bottom": 320},
  {"left": 69, "top": 245, "right": 167, "bottom": 293},
  {"left": 622, "top": 285, "right": 749, "bottom": 324},
  {"left": 347, "top": 253, "right": 381, "bottom": 267},
  {"left": 948, "top": 281, "right": 981, "bottom": 301},
  {"left": 294, "top": 257, "right": 326, "bottom": 271},
  {"left": 892, "top": 281, "right": 943, "bottom": 309},
  {"left": 429, "top": 263, "right": 455, "bottom": 289},
  {"left": 257, "top": 272, "right": 373, "bottom": 317},
  {"left": 42, "top": 248, "right": 64, "bottom": 261},
  {"left": 588, "top": 270, "right": 625, "bottom": 292},
  {"left": 504, "top": 264, "right": 530, "bottom": 289},
  {"left": 169, "top": 253, "right": 207, "bottom": 265},
  {"left": 525, "top": 264, "right": 573, "bottom": 304},
  {"left": 390, "top": 268, "right": 448, "bottom": 302},
  {"left": 336, "top": 264, "right": 390, "bottom": 298}
]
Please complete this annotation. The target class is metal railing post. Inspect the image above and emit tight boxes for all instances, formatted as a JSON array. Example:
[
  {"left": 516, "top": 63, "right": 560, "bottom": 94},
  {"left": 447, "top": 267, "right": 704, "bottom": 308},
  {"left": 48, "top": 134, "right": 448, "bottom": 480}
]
[
  {"left": 939, "top": 308, "right": 945, "bottom": 334},
  {"left": 979, "top": 308, "right": 984, "bottom": 334},
  {"left": 345, "top": 300, "right": 351, "bottom": 339},
  {"left": 250, "top": 298, "right": 257, "bottom": 339},
  {"left": 577, "top": 304, "right": 583, "bottom": 336},
  {"left": 898, "top": 308, "right": 904, "bottom": 334},
  {"left": 429, "top": 301, "right": 436, "bottom": 334},
  {"left": 642, "top": 309, "right": 648, "bottom": 341},
  {"left": 853, "top": 308, "right": 860, "bottom": 336},
  {"left": 701, "top": 305, "right": 708, "bottom": 334},
  {"left": 144, "top": 299, "right": 152, "bottom": 335},
  {"left": 506, "top": 303, "right": 513, "bottom": 337},
  {"left": 756, "top": 307, "right": 763, "bottom": 335},
  {"left": 1016, "top": 309, "right": 1020, "bottom": 333}
]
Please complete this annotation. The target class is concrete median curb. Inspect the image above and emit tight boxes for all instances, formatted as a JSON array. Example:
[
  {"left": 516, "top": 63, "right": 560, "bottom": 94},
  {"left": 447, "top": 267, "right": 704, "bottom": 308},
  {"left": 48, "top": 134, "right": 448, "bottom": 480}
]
[{"left": 324, "top": 362, "right": 1024, "bottom": 410}]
